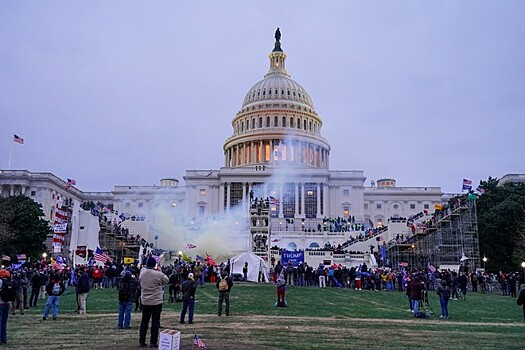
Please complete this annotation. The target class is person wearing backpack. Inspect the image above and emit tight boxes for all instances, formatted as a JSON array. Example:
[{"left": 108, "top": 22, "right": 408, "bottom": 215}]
[
  {"left": 437, "top": 279, "right": 451, "bottom": 319},
  {"left": 216, "top": 272, "right": 233, "bottom": 316},
  {"left": 0, "top": 269, "right": 15, "bottom": 345},
  {"left": 117, "top": 271, "right": 138, "bottom": 329},
  {"left": 42, "top": 273, "right": 65, "bottom": 320}
]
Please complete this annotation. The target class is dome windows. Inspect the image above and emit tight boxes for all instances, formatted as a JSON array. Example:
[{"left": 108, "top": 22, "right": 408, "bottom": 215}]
[{"left": 282, "top": 116, "right": 286, "bottom": 127}]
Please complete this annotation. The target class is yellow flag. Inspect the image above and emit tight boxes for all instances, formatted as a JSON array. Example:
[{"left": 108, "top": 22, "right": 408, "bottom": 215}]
[
  {"left": 124, "top": 257, "right": 134, "bottom": 264},
  {"left": 50, "top": 257, "right": 56, "bottom": 266},
  {"left": 182, "top": 252, "right": 192, "bottom": 262},
  {"left": 434, "top": 204, "right": 443, "bottom": 211}
]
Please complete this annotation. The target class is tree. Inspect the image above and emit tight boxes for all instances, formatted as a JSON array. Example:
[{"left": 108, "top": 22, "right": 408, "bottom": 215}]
[
  {"left": 0, "top": 195, "right": 51, "bottom": 261},
  {"left": 476, "top": 177, "right": 525, "bottom": 271}
]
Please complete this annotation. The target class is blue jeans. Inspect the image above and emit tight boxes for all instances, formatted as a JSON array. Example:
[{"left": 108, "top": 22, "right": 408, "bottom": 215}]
[
  {"left": 180, "top": 299, "right": 195, "bottom": 323},
  {"left": 118, "top": 301, "right": 133, "bottom": 328},
  {"left": 0, "top": 303, "right": 9, "bottom": 343},
  {"left": 412, "top": 299, "right": 419, "bottom": 315},
  {"left": 439, "top": 297, "right": 449, "bottom": 317},
  {"left": 43, "top": 296, "right": 60, "bottom": 319}
]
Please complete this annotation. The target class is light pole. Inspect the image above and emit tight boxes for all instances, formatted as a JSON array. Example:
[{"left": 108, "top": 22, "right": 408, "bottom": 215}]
[{"left": 483, "top": 256, "right": 487, "bottom": 270}]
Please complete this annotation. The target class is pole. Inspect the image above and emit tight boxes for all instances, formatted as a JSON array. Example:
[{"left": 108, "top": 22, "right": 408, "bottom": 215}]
[{"left": 7, "top": 141, "right": 13, "bottom": 169}]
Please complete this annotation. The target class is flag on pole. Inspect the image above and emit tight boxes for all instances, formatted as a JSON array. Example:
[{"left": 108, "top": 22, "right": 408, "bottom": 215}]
[
  {"left": 186, "top": 243, "right": 196, "bottom": 249},
  {"left": 67, "top": 178, "right": 76, "bottom": 185},
  {"left": 94, "top": 247, "right": 112, "bottom": 263},
  {"left": 13, "top": 134, "right": 24, "bottom": 144},
  {"left": 182, "top": 252, "right": 192, "bottom": 263},
  {"left": 476, "top": 185, "right": 485, "bottom": 195},
  {"left": 269, "top": 196, "right": 280, "bottom": 205},
  {"left": 462, "top": 179, "right": 472, "bottom": 191},
  {"left": 193, "top": 334, "right": 206, "bottom": 349}
]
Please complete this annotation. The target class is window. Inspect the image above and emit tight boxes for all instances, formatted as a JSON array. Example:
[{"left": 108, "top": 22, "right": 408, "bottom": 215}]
[
  {"left": 364, "top": 204, "right": 369, "bottom": 210},
  {"left": 343, "top": 190, "right": 349, "bottom": 196},
  {"left": 343, "top": 206, "right": 350, "bottom": 218},
  {"left": 424, "top": 204, "right": 429, "bottom": 209},
  {"left": 200, "top": 189, "right": 206, "bottom": 196},
  {"left": 393, "top": 204, "right": 398, "bottom": 209},
  {"left": 282, "top": 116, "right": 286, "bottom": 127},
  {"left": 259, "top": 117, "right": 262, "bottom": 128},
  {"left": 246, "top": 119, "right": 250, "bottom": 130},
  {"left": 303, "top": 120, "right": 307, "bottom": 130},
  {"left": 266, "top": 116, "right": 270, "bottom": 127},
  {"left": 30, "top": 191, "right": 36, "bottom": 196},
  {"left": 376, "top": 203, "right": 382, "bottom": 209},
  {"left": 241, "top": 121, "right": 244, "bottom": 132},
  {"left": 410, "top": 204, "right": 416, "bottom": 210},
  {"left": 290, "top": 118, "right": 294, "bottom": 128},
  {"left": 297, "top": 118, "right": 301, "bottom": 129},
  {"left": 274, "top": 116, "right": 278, "bottom": 126},
  {"left": 138, "top": 202, "right": 144, "bottom": 208},
  {"left": 199, "top": 205, "right": 205, "bottom": 215}
]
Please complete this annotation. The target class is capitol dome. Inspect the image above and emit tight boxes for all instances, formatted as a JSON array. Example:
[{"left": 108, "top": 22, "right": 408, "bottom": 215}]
[{"left": 223, "top": 29, "right": 330, "bottom": 171}]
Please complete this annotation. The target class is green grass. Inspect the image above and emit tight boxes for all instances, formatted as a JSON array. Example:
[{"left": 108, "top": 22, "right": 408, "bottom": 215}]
[{"left": 8, "top": 284, "right": 525, "bottom": 349}]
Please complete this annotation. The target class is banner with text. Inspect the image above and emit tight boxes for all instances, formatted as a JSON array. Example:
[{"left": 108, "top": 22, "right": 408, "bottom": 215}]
[{"left": 281, "top": 250, "right": 304, "bottom": 267}]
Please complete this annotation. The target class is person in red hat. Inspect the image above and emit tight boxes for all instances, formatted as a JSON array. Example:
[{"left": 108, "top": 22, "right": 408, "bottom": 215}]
[{"left": 0, "top": 269, "right": 13, "bottom": 345}]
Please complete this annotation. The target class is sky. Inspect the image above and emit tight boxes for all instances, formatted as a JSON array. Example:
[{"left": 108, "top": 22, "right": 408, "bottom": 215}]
[{"left": 1, "top": 1, "right": 524, "bottom": 194}]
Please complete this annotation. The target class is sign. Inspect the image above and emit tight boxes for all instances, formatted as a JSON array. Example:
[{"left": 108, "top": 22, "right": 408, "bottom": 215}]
[
  {"left": 123, "top": 257, "right": 135, "bottom": 264},
  {"left": 53, "top": 223, "right": 67, "bottom": 233},
  {"left": 159, "top": 330, "right": 180, "bottom": 350},
  {"left": 281, "top": 250, "right": 304, "bottom": 267}
]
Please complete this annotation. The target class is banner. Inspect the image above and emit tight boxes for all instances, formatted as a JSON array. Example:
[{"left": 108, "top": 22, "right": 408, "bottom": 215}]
[
  {"left": 124, "top": 257, "right": 135, "bottom": 264},
  {"left": 281, "top": 250, "right": 304, "bottom": 267}
]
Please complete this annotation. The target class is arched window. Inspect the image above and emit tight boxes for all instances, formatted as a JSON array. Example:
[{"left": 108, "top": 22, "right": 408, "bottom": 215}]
[
  {"left": 287, "top": 242, "right": 298, "bottom": 251},
  {"left": 274, "top": 116, "right": 278, "bottom": 127},
  {"left": 259, "top": 117, "right": 263, "bottom": 128},
  {"left": 309, "top": 242, "right": 320, "bottom": 249},
  {"left": 297, "top": 118, "right": 301, "bottom": 129},
  {"left": 290, "top": 117, "right": 294, "bottom": 128},
  {"left": 266, "top": 116, "right": 270, "bottom": 127},
  {"left": 282, "top": 116, "right": 286, "bottom": 127},
  {"left": 252, "top": 118, "right": 255, "bottom": 129}
]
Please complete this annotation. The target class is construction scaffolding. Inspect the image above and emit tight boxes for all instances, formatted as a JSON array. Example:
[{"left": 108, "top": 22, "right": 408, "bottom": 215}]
[
  {"left": 249, "top": 198, "right": 271, "bottom": 263},
  {"left": 99, "top": 220, "right": 141, "bottom": 263},
  {"left": 387, "top": 195, "right": 480, "bottom": 271}
]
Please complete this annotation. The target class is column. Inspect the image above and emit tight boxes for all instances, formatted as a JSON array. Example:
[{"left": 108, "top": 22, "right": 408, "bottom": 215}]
[
  {"left": 242, "top": 182, "right": 247, "bottom": 212},
  {"left": 259, "top": 141, "right": 263, "bottom": 163},
  {"left": 226, "top": 183, "right": 231, "bottom": 213},
  {"left": 279, "top": 183, "right": 284, "bottom": 218},
  {"left": 219, "top": 183, "right": 225, "bottom": 213},
  {"left": 316, "top": 183, "right": 321, "bottom": 217},
  {"left": 294, "top": 183, "right": 299, "bottom": 217},
  {"left": 301, "top": 183, "right": 305, "bottom": 216},
  {"left": 269, "top": 140, "right": 273, "bottom": 163},
  {"left": 323, "top": 183, "right": 329, "bottom": 217}
]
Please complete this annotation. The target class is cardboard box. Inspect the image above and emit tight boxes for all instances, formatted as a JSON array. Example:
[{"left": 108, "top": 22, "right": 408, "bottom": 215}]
[{"left": 159, "top": 330, "right": 180, "bottom": 350}]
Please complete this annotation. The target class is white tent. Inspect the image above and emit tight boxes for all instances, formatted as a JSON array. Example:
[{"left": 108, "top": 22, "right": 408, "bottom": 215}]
[{"left": 230, "top": 252, "right": 270, "bottom": 283}]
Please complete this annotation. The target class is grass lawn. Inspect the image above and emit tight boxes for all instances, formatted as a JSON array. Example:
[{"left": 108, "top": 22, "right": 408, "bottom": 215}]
[{"left": 8, "top": 283, "right": 524, "bottom": 349}]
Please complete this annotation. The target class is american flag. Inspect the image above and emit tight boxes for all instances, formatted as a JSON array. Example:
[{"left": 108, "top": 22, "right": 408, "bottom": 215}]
[
  {"left": 186, "top": 243, "right": 196, "bottom": 249},
  {"left": 67, "top": 178, "right": 76, "bottom": 185},
  {"left": 13, "top": 134, "right": 24, "bottom": 144},
  {"left": 269, "top": 196, "right": 280, "bottom": 205},
  {"left": 462, "top": 178, "right": 473, "bottom": 191},
  {"left": 94, "top": 247, "right": 112, "bottom": 263},
  {"left": 193, "top": 334, "right": 206, "bottom": 349}
]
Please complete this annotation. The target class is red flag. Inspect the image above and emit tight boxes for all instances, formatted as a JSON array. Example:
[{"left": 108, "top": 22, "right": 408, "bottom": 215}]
[{"left": 205, "top": 252, "right": 216, "bottom": 266}]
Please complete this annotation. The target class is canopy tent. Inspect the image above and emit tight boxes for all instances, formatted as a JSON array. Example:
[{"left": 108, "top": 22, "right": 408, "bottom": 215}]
[{"left": 230, "top": 252, "right": 270, "bottom": 283}]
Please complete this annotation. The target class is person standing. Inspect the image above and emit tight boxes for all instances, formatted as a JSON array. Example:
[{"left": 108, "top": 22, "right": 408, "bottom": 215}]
[
  {"left": 436, "top": 279, "right": 451, "bottom": 319},
  {"left": 243, "top": 262, "right": 248, "bottom": 282},
  {"left": 0, "top": 269, "right": 16, "bottom": 345},
  {"left": 76, "top": 266, "right": 90, "bottom": 315},
  {"left": 409, "top": 276, "right": 425, "bottom": 316},
  {"left": 276, "top": 271, "right": 287, "bottom": 307},
  {"left": 179, "top": 273, "right": 197, "bottom": 324},
  {"left": 517, "top": 284, "right": 525, "bottom": 323},
  {"left": 216, "top": 272, "right": 233, "bottom": 316},
  {"left": 117, "top": 271, "right": 137, "bottom": 329},
  {"left": 139, "top": 256, "right": 168, "bottom": 348},
  {"left": 42, "top": 273, "right": 65, "bottom": 320},
  {"left": 193, "top": 261, "right": 204, "bottom": 288},
  {"left": 29, "top": 270, "right": 41, "bottom": 307}
]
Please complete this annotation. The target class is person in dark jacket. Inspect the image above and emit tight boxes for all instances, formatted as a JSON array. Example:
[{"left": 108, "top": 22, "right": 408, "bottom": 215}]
[
  {"left": 517, "top": 284, "right": 525, "bottom": 322},
  {"left": 216, "top": 272, "right": 233, "bottom": 316},
  {"left": 179, "top": 273, "right": 197, "bottom": 324},
  {"left": 29, "top": 271, "right": 41, "bottom": 307},
  {"left": 42, "top": 273, "right": 66, "bottom": 320},
  {"left": 76, "top": 266, "right": 90, "bottom": 315},
  {"left": 409, "top": 276, "right": 425, "bottom": 316},
  {"left": 117, "top": 271, "right": 138, "bottom": 329}
]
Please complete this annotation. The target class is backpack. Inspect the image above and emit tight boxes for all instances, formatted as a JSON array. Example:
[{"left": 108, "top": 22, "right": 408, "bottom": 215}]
[
  {"left": 118, "top": 281, "right": 134, "bottom": 302},
  {"left": 415, "top": 312, "right": 427, "bottom": 318},
  {"left": 52, "top": 282, "right": 61, "bottom": 295},
  {"left": 441, "top": 286, "right": 451, "bottom": 299},
  {"left": 218, "top": 277, "right": 228, "bottom": 291},
  {"left": 0, "top": 279, "right": 16, "bottom": 302}
]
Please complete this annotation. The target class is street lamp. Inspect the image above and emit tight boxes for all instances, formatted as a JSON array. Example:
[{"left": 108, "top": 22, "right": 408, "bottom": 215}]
[
  {"left": 483, "top": 256, "right": 487, "bottom": 269},
  {"left": 178, "top": 250, "right": 182, "bottom": 263},
  {"left": 42, "top": 252, "right": 47, "bottom": 259}
]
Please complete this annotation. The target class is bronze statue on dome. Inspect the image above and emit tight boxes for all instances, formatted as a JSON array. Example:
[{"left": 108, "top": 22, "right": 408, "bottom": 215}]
[{"left": 273, "top": 28, "right": 283, "bottom": 52}]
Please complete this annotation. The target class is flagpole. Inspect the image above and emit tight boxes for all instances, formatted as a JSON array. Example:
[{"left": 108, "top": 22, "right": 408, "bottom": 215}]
[{"left": 7, "top": 134, "right": 13, "bottom": 169}]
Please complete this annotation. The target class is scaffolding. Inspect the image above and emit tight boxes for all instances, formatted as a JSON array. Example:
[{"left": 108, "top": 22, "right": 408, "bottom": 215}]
[
  {"left": 99, "top": 221, "right": 141, "bottom": 263},
  {"left": 387, "top": 195, "right": 480, "bottom": 271},
  {"left": 249, "top": 198, "right": 271, "bottom": 263}
]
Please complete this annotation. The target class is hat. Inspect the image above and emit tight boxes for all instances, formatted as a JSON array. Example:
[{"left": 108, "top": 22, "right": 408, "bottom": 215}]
[
  {"left": 146, "top": 256, "right": 157, "bottom": 268},
  {"left": 0, "top": 269, "right": 10, "bottom": 279},
  {"left": 188, "top": 273, "right": 194, "bottom": 279}
]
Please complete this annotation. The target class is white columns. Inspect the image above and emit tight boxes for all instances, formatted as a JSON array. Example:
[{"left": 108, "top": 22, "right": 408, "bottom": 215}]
[
  {"left": 316, "top": 183, "right": 321, "bottom": 217},
  {"left": 294, "top": 183, "right": 299, "bottom": 217},
  {"left": 300, "top": 183, "right": 305, "bottom": 216},
  {"left": 226, "top": 183, "right": 231, "bottom": 213},
  {"left": 219, "top": 183, "right": 225, "bottom": 213}
]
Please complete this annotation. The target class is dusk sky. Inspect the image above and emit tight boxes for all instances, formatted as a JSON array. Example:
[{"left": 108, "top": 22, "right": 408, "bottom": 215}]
[{"left": 1, "top": 1, "right": 524, "bottom": 193}]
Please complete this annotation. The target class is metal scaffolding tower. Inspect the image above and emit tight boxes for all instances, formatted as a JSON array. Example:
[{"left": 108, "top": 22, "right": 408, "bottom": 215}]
[
  {"left": 249, "top": 198, "right": 271, "bottom": 263},
  {"left": 387, "top": 195, "right": 480, "bottom": 271}
]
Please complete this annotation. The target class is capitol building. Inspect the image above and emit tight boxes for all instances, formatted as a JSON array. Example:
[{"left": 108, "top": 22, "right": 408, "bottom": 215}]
[{"left": 0, "top": 31, "right": 444, "bottom": 265}]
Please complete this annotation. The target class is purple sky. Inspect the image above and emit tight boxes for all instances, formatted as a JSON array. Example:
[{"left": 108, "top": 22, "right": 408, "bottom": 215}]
[{"left": 1, "top": 1, "right": 524, "bottom": 193}]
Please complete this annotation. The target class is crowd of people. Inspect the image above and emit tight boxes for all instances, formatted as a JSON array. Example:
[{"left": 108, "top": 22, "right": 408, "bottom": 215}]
[{"left": 0, "top": 255, "right": 524, "bottom": 346}]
